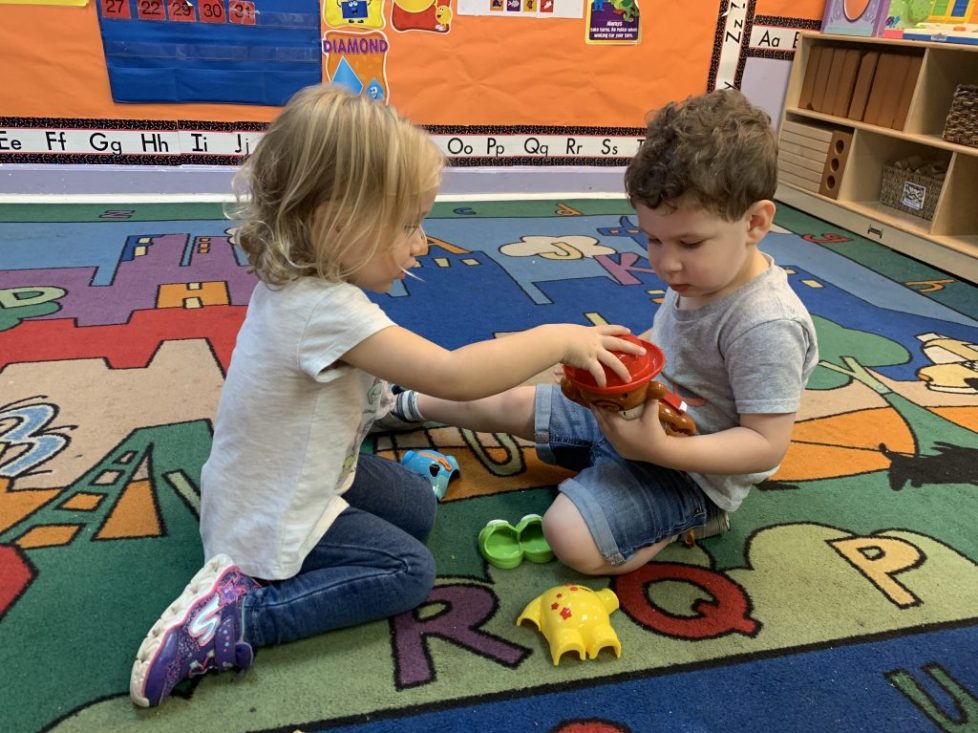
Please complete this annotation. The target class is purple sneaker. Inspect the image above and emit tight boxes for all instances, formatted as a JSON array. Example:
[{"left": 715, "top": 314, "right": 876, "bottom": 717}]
[{"left": 130, "top": 553, "right": 259, "bottom": 707}]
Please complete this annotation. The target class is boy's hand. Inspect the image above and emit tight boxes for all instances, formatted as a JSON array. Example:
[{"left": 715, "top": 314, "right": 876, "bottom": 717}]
[
  {"left": 595, "top": 403, "right": 798, "bottom": 474},
  {"left": 591, "top": 397, "right": 668, "bottom": 463},
  {"left": 561, "top": 325, "right": 643, "bottom": 387}
]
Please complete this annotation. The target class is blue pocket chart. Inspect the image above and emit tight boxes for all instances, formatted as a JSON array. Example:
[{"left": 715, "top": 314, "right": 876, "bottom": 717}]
[{"left": 95, "top": 0, "right": 321, "bottom": 106}]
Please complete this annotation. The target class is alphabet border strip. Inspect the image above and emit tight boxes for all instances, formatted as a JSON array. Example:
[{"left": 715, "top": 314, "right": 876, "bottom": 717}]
[{"left": 0, "top": 118, "right": 645, "bottom": 167}]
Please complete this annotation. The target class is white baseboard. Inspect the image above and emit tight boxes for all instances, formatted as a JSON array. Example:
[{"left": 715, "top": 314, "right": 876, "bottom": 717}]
[{"left": 0, "top": 164, "right": 629, "bottom": 203}]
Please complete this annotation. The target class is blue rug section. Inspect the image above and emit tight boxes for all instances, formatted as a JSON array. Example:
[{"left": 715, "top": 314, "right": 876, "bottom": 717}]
[
  {"left": 378, "top": 215, "right": 978, "bottom": 384},
  {"left": 1, "top": 220, "right": 235, "bottom": 286},
  {"left": 318, "top": 622, "right": 978, "bottom": 733}
]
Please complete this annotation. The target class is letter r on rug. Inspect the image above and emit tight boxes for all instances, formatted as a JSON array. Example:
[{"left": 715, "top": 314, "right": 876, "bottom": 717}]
[{"left": 390, "top": 584, "right": 530, "bottom": 688}]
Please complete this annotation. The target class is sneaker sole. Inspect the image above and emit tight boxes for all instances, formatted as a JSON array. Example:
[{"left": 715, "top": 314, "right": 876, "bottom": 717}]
[
  {"left": 129, "top": 553, "right": 237, "bottom": 707},
  {"left": 679, "top": 511, "right": 730, "bottom": 548},
  {"left": 694, "top": 510, "right": 730, "bottom": 540}
]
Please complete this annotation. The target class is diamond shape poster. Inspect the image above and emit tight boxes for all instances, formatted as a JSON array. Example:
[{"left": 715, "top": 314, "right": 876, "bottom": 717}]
[{"left": 322, "top": 30, "right": 390, "bottom": 101}]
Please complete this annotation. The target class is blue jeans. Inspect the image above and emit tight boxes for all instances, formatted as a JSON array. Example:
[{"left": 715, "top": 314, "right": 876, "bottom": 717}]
[
  {"left": 535, "top": 385, "right": 715, "bottom": 566},
  {"left": 241, "top": 453, "right": 437, "bottom": 648}
]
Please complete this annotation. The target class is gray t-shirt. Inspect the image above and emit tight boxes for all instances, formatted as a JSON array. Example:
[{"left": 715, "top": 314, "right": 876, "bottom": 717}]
[{"left": 650, "top": 255, "right": 818, "bottom": 512}]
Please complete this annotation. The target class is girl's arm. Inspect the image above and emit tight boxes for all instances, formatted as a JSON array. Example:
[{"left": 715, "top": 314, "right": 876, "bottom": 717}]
[{"left": 341, "top": 323, "right": 641, "bottom": 402}]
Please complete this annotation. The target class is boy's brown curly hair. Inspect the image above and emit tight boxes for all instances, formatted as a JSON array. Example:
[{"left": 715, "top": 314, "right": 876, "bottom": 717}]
[{"left": 625, "top": 89, "right": 777, "bottom": 222}]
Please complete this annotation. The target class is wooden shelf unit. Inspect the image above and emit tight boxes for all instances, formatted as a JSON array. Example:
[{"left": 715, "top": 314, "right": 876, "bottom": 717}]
[{"left": 776, "top": 32, "right": 978, "bottom": 284}]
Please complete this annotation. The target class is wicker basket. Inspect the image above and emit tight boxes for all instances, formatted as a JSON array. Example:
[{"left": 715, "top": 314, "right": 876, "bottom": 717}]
[
  {"left": 943, "top": 84, "right": 978, "bottom": 148},
  {"left": 879, "top": 157, "right": 947, "bottom": 221}
]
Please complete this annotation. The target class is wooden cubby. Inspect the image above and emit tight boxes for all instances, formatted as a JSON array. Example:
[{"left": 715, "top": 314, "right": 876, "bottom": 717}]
[{"left": 777, "top": 32, "right": 978, "bottom": 283}]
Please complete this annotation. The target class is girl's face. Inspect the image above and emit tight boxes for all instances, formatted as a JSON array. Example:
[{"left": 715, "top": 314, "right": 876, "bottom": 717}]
[{"left": 344, "top": 187, "right": 437, "bottom": 293}]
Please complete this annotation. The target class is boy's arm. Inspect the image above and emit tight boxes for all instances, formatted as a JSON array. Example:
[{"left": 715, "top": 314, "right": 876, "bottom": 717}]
[
  {"left": 593, "top": 405, "right": 797, "bottom": 475},
  {"left": 341, "top": 323, "right": 642, "bottom": 402}
]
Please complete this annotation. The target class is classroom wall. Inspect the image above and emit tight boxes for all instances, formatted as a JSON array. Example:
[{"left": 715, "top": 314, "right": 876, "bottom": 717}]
[{"left": 0, "top": 0, "right": 826, "bottom": 170}]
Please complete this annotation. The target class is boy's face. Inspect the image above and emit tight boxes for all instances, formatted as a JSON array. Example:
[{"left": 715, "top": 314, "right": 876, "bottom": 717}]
[{"left": 634, "top": 200, "right": 773, "bottom": 309}]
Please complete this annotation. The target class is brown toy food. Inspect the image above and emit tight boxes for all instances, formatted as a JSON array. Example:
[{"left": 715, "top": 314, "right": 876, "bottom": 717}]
[{"left": 560, "top": 334, "right": 696, "bottom": 437}]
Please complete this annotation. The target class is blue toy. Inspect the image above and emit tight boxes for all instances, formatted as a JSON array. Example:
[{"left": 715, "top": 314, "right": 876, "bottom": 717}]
[{"left": 401, "top": 449, "right": 459, "bottom": 500}]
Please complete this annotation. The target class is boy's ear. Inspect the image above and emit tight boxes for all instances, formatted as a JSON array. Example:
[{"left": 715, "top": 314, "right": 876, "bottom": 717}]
[{"left": 745, "top": 199, "right": 776, "bottom": 244}]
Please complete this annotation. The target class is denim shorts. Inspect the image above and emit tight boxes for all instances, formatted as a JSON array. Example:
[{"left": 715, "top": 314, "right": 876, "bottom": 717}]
[{"left": 534, "top": 384, "right": 713, "bottom": 566}]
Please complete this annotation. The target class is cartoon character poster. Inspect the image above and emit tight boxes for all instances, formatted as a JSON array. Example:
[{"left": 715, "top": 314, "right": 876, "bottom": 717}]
[
  {"left": 392, "top": 0, "right": 453, "bottom": 33},
  {"left": 323, "top": 0, "right": 385, "bottom": 28},
  {"left": 585, "top": 0, "right": 639, "bottom": 44}
]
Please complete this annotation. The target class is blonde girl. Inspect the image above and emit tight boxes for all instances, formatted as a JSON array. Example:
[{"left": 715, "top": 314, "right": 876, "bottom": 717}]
[{"left": 130, "top": 85, "right": 641, "bottom": 707}]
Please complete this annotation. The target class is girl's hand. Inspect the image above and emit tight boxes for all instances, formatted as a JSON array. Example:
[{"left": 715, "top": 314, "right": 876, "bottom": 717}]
[
  {"left": 561, "top": 325, "right": 643, "bottom": 387},
  {"left": 591, "top": 397, "right": 668, "bottom": 463}
]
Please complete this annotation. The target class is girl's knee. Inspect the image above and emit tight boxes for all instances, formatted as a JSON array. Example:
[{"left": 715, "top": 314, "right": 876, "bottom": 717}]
[
  {"left": 402, "top": 473, "right": 439, "bottom": 540},
  {"left": 416, "top": 483, "right": 438, "bottom": 537},
  {"left": 399, "top": 546, "right": 436, "bottom": 610}
]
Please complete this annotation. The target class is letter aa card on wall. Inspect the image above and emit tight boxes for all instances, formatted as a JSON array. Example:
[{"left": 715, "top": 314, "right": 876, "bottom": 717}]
[{"left": 95, "top": 0, "right": 321, "bottom": 105}]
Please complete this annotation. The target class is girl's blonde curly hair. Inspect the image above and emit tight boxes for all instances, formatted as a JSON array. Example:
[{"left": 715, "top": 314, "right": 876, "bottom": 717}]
[{"left": 228, "top": 85, "right": 445, "bottom": 286}]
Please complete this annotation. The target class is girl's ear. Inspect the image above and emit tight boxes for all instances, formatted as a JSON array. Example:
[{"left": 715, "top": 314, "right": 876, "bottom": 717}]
[
  {"left": 316, "top": 202, "right": 343, "bottom": 235},
  {"left": 746, "top": 199, "right": 776, "bottom": 244}
]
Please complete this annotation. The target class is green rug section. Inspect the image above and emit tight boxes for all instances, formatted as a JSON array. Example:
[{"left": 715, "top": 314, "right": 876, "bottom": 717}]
[
  {"left": 0, "top": 202, "right": 231, "bottom": 223},
  {"left": 29, "top": 484, "right": 978, "bottom": 733}
]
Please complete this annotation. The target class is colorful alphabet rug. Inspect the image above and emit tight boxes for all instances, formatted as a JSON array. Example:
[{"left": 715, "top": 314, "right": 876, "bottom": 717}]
[{"left": 1, "top": 199, "right": 977, "bottom": 733}]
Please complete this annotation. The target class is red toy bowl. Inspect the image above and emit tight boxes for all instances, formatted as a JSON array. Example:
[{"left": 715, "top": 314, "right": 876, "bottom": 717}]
[{"left": 562, "top": 334, "right": 664, "bottom": 395}]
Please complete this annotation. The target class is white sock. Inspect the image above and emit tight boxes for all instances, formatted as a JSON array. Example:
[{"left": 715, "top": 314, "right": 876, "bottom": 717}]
[{"left": 393, "top": 390, "right": 424, "bottom": 422}]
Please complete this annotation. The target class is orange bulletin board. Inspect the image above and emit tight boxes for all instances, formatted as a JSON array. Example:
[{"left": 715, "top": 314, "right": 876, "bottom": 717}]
[{"left": 0, "top": 0, "right": 826, "bottom": 164}]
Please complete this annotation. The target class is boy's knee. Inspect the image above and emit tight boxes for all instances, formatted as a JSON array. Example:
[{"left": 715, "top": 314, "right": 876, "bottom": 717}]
[
  {"left": 543, "top": 502, "right": 607, "bottom": 576},
  {"left": 552, "top": 546, "right": 610, "bottom": 576}
]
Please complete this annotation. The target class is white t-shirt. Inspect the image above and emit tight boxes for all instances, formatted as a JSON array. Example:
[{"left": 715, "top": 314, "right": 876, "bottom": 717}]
[{"left": 200, "top": 278, "right": 395, "bottom": 579}]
